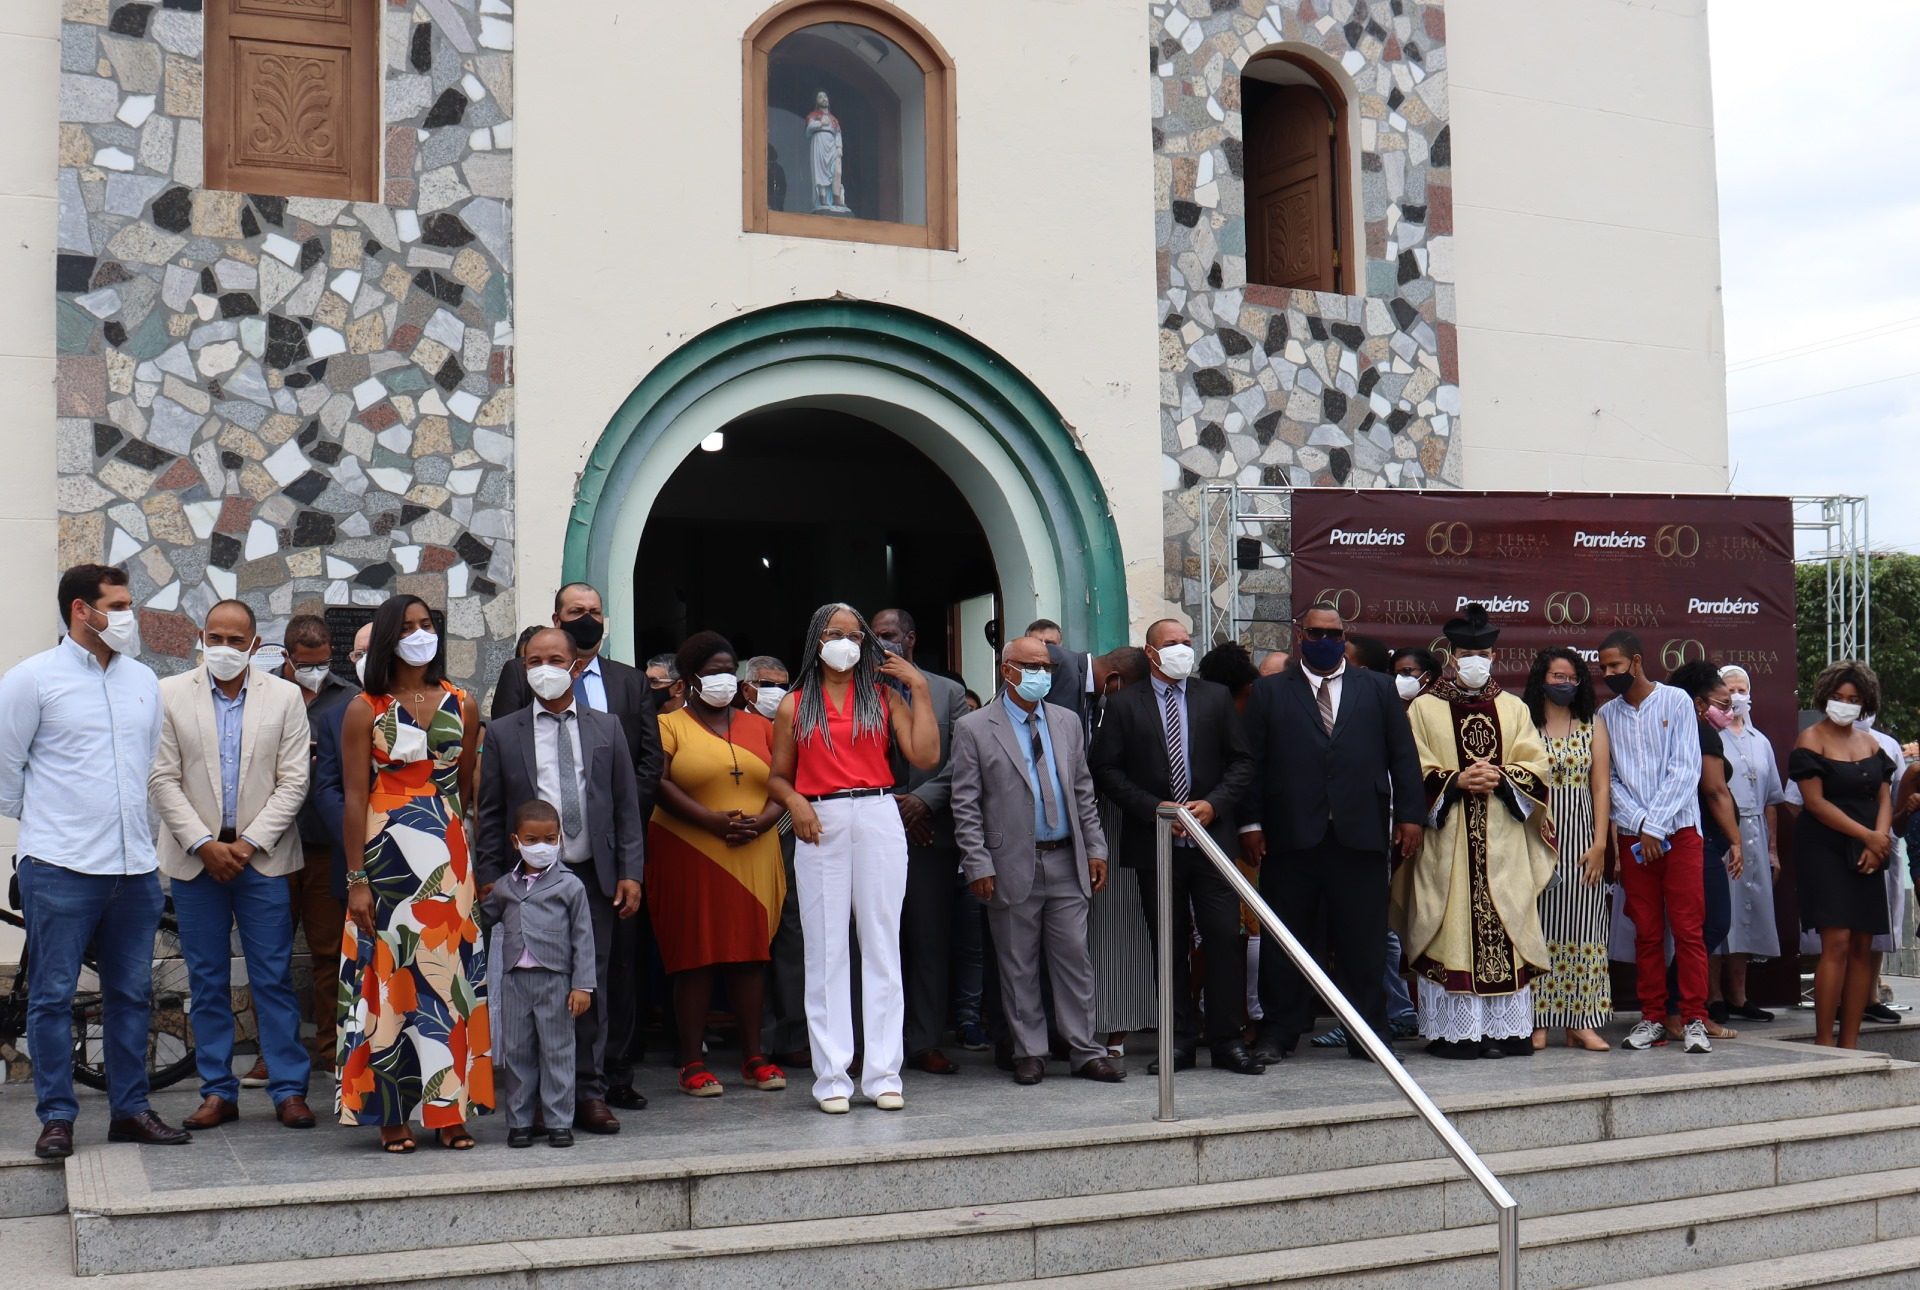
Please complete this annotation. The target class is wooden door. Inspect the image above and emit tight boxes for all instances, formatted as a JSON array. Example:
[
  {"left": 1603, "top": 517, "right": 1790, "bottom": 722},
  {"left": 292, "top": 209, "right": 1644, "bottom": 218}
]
[{"left": 1246, "top": 83, "right": 1338, "bottom": 292}]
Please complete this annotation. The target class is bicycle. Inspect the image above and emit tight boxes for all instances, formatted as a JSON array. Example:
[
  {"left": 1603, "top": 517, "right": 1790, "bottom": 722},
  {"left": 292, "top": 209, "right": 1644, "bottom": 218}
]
[{"left": 0, "top": 862, "right": 197, "bottom": 1092}]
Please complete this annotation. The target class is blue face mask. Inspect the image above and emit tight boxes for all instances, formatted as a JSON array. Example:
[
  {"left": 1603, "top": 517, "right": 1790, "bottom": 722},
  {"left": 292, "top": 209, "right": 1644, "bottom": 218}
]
[
  {"left": 1013, "top": 666, "right": 1052, "bottom": 702},
  {"left": 1301, "top": 636, "right": 1346, "bottom": 672}
]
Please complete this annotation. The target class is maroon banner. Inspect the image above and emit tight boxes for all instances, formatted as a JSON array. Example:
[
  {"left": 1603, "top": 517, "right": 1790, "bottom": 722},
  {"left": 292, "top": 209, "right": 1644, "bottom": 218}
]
[{"left": 1288, "top": 489, "right": 1798, "bottom": 764}]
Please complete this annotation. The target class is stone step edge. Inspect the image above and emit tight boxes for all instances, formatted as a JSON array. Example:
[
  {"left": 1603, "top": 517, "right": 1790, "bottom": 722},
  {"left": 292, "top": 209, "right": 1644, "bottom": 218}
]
[
  {"left": 62, "top": 1050, "right": 1906, "bottom": 1216},
  {"left": 1592, "top": 1234, "right": 1920, "bottom": 1289},
  {"left": 66, "top": 1157, "right": 1920, "bottom": 1289}
]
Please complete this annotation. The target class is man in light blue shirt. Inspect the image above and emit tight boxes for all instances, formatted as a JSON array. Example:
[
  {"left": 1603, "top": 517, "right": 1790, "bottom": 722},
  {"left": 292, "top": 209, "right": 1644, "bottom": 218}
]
[{"left": 0, "top": 563, "right": 187, "bottom": 1158}]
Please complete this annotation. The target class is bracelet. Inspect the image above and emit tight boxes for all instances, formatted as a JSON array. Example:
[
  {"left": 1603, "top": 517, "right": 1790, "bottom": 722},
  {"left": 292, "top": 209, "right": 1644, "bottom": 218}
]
[{"left": 345, "top": 869, "right": 371, "bottom": 889}]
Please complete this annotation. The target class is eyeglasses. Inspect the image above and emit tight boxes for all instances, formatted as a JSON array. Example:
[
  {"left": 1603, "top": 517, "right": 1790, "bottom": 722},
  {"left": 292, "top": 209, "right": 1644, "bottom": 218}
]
[
  {"left": 1300, "top": 627, "right": 1345, "bottom": 642},
  {"left": 821, "top": 630, "right": 864, "bottom": 644}
]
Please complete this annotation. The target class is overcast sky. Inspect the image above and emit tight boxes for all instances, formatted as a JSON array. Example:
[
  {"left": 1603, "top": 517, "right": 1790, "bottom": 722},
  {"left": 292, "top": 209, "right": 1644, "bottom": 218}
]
[{"left": 1711, "top": 6, "right": 1920, "bottom": 554}]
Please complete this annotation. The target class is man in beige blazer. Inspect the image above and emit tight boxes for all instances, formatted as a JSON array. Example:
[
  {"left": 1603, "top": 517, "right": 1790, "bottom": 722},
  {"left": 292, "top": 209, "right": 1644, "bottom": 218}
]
[
  {"left": 950, "top": 636, "right": 1124, "bottom": 1086},
  {"left": 149, "top": 600, "right": 314, "bottom": 1129}
]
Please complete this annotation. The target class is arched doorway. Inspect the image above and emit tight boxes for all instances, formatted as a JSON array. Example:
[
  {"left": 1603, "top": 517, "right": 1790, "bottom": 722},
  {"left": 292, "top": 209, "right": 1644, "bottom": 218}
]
[{"left": 564, "top": 300, "right": 1126, "bottom": 668}]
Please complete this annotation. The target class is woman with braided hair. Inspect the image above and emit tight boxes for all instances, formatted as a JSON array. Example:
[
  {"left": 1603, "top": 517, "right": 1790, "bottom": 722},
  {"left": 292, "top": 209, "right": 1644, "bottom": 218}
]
[{"left": 767, "top": 603, "right": 940, "bottom": 1113}]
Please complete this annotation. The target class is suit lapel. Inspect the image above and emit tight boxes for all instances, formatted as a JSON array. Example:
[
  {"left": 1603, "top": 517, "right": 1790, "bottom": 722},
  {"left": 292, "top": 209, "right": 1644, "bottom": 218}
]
[
  {"left": 192, "top": 668, "right": 223, "bottom": 808},
  {"left": 987, "top": 702, "right": 1031, "bottom": 801},
  {"left": 237, "top": 673, "right": 265, "bottom": 787},
  {"left": 1329, "top": 669, "right": 1357, "bottom": 742},
  {"left": 1139, "top": 682, "right": 1173, "bottom": 782},
  {"left": 518, "top": 709, "right": 540, "bottom": 800},
  {"left": 1292, "top": 669, "right": 1331, "bottom": 743}
]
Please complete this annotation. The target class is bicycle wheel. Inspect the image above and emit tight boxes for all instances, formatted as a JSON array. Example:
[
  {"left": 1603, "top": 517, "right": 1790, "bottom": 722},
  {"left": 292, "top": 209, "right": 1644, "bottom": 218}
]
[{"left": 70, "top": 911, "right": 196, "bottom": 1092}]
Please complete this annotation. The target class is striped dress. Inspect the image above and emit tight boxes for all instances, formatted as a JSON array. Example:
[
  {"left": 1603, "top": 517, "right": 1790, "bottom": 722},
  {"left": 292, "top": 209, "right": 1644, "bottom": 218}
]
[{"left": 1532, "top": 721, "right": 1612, "bottom": 1029}]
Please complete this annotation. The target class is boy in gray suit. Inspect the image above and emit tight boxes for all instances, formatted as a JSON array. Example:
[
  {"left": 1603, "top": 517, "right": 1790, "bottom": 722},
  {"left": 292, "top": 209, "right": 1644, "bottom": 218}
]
[{"left": 483, "top": 801, "right": 596, "bottom": 1148}]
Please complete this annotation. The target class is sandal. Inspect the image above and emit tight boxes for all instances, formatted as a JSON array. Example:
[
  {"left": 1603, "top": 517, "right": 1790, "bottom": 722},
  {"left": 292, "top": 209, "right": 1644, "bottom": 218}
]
[
  {"left": 741, "top": 1055, "right": 787, "bottom": 1091},
  {"left": 379, "top": 1130, "right": 417, "bottom": 1154},
  {"left": 435, "top": 1126, "right": 477, "bottom": 1150},
  {"left": 679, "top": 1061, "right": 723, "bottom": 1097}
]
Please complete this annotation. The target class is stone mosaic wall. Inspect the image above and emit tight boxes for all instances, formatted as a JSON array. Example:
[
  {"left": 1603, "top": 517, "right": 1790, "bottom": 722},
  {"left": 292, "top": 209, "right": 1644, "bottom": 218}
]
[
  {"left": 55, "top": 0, "right": 516, "bottom": 688},
  {"left": 1153, "top": 0, "right": 1456, "bottom": 643}
]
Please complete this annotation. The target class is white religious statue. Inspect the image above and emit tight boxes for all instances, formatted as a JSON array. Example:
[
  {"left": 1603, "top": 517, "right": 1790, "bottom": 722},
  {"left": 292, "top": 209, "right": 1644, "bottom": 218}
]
[{"left": 806, "top": 90, "right": 849, "bottom": 214}]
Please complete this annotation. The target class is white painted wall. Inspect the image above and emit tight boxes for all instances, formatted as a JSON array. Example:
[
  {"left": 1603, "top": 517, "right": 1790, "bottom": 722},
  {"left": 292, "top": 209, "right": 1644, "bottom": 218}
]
[
  {"left": 0, "top": 4, "right": 58, "bottom": 949},
  {"left": 512, "top": 0, "right": 1172, "bottom": 645},
  {"left": 1446, "top": 0, "right": 1729, "bottom": 491}
]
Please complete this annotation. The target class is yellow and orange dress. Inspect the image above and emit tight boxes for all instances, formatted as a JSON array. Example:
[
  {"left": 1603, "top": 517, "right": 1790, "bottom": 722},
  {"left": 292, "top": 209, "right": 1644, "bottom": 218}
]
[
  {"left": 646, "top": 707, "right": 787, "bottom": 972},
  {"left": 336, "top": 684, "right": 493, "bottom": 1128}
]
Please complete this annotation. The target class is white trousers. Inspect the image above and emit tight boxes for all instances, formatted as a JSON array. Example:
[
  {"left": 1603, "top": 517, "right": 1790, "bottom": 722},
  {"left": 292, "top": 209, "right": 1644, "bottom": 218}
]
[{"left": 796, "top": 794, "right": 909, "bottom": 1102}]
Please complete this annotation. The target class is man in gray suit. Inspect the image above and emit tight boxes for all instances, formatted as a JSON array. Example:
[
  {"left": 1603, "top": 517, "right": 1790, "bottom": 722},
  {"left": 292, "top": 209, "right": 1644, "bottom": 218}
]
[
  {"left": 873, "top": 607, "right": 972, "bottom": 1075},
  {"left": 477, "top": 627, "right": 645, "bottom": 1135},
  {"left": 951, "top": 635, "right": 1126, "bottom": 1085}
]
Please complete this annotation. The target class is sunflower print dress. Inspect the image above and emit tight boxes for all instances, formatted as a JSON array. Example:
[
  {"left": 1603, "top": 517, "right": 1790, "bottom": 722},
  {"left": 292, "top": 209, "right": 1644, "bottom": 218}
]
[{"left": 336, "top": 684, "right": 493, "bottom": 1128}]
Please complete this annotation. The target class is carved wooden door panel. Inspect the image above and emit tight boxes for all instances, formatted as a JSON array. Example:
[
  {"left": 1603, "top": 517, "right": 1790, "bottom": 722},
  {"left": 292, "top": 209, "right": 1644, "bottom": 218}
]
[
  {"left": 205, "top": 0, "right": 379, "bottom": 200},
  {"left": 1246, "top": 83, "right": 1337, "bottom": 292}
]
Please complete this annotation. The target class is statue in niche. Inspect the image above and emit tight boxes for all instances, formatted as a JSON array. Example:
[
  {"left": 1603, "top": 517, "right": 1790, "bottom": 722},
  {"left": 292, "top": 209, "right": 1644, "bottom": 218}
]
[{"left": 806, "top": 90, "right": 849, "bottom": 214}]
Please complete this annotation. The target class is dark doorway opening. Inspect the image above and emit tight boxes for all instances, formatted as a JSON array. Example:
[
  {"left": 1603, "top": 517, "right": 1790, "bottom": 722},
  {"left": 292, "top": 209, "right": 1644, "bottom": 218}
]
[{"left": 632, "top": 408, "right": 998, "bottom": 680}]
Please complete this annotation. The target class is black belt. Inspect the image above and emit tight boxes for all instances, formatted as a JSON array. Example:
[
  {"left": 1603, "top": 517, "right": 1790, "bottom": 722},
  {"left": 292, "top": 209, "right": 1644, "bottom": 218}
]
[
  {"left": 806, "top": 788, "right": 891, "bottom": 802},
  {"left": 1036, "top": 837, "right": 1071, "bottom": 852},
  {"left": 217, "top": 827, "right": 237, "bottom": 844}
]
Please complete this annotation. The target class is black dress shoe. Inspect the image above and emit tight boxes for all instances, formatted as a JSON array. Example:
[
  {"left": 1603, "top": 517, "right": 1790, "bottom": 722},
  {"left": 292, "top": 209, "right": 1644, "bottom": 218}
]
[
  {"left": 1249, "top": 1034, "right": 1294, "bottom": 1065},
  {"left": 1424, "top": 1038, "right": 1478, "bottom": 1060},
  {"left": 1729, "top": 1003, "right": 1775, "bottom": 1022},
  {"left": 1496, "top": 1036, "right": 1533, "bottom": 1058},
  {"left": 994, "top": 1042, "right": 1016, "bottom": 1073},
  {"left": 107, "top": 1110, "right": 191, "bottom": 1145},
  {"left": 1209, "top": 1041, "right": 1267, "bottom": 1075},
  {"left": 606, "top": 1084, "right": 649, "bottom": 1110},
  {"left": 1147, "top": 1048, "right": 1197, "bottom": 1075},
  {"left": 1073, "top": 1056, "right": 1126, "bottom": 1082},
  {"left": 1476, "top": 1040, "right": 1508, "bottom": 1059},
  {"left": 35, "top": 1120, "right": 73, "bottom": 1160},
  {"left": 547, "top": 1127, "right": 574, "bottom": 1148},
  {"left": 508, "top": 1127, "right": 535, "bottom": 1148},
  {"left": 1012, "top": 1057, "right": 1045, "bottom": 1085}
]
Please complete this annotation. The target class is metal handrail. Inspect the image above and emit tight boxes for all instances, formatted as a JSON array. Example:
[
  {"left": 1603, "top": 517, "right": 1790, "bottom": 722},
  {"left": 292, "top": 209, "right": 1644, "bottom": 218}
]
[{"left": 1153, "top": 804, "right": 1520, "bottom": 1289}]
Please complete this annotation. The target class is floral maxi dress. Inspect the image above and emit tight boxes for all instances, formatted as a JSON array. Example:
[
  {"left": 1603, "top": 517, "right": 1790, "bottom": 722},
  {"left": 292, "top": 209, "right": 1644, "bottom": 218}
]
[
  {"left": 336, "top": 685, "right": 493, "bottom": 1128},
  {"left": 1533, "top": 722, "right": 1612, "bottom": 1029}
]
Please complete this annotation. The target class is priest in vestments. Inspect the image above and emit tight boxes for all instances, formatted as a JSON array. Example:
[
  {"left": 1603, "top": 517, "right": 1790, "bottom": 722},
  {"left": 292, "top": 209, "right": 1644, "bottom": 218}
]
[{"left": 1392, "top": 604, "right": 1559, "bottom": 1059}]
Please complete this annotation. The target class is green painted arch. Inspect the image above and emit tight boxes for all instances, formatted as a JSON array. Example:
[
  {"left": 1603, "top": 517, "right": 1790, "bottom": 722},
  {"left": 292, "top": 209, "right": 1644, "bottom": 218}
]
[{"left": 563, "top": 300, "right": 1128, "bottom": 660}]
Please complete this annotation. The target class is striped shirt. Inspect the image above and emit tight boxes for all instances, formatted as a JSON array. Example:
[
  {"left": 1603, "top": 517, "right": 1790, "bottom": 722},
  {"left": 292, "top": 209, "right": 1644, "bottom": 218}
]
[{"left": 1597, "top": 682, "right": 1702, "bottom": 842}]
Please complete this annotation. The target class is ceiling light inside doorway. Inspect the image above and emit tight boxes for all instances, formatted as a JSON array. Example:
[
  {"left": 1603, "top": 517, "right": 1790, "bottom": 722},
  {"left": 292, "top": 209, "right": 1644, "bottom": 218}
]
[
  {"left": 761, "top": 557, "right": 771, "bottom": 569},
  {"left": 699, "top": 432, "right": 725, "bottom": 453}
]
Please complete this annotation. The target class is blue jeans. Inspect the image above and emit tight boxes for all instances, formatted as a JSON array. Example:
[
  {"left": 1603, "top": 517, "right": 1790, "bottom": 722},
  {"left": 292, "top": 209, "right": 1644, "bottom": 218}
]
[
  {"left": 172, "top": 864, "right": 310, "bottom": 1105},
  {"left": 950, "top": 871, "right": 985, "bottom": 1025},
  {"left": 18, "top": 858, "right": 162, "bottom": 1124},
  {"left": 1383, "top": 928, "right": 1417, "bottom": 1025}
]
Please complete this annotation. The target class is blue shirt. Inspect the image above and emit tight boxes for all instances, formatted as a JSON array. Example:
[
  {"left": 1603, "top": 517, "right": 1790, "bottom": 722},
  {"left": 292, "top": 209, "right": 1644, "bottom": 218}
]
[
  {"left": 573, "top": 655, "right": 607, "bottom": 712},
  {"left": 210, "top": 673, "right": 247, "bottom": 840},
  {"left": 1004, "top": 695, "right": 1070, "bottom": 843},
  {"left": 0, "top": 636, "right": 161, "bottom": 875},
  {"left": 1597, "top": 682, "right": 1703, "bottom": 842}
]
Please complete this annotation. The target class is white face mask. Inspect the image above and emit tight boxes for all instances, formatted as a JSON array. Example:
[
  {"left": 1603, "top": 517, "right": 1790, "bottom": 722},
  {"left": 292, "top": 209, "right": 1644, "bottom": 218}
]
[
  {"left": 819, "top": 638, "right": 861, "bottom": 673},
  {"left": 353, "top": 655, "right": 367, "bottom": 686},
  {"left": 1729, "top": 692, "right": 1752, "bottom": 716},
  {"left": 1154, "top": 642, "right": 1196, "bottom": 682},
  {"left": 526, "top": 663, "right": 574, "bottom": 702},
  {"left": 202, "top": 642, "right": 251, "bottom": 683},
  {"left": 751, "top": 683, "right": 786, "bottom": 719},
  {"left": 292, "top": 664, "right": 332, "bottom": 692},
  {"left": 90, "top": 606, "right": 140, "bottom": 656},
  {"left": 518, "top": 841, "right": 560, "bottom": 871},
  {"left": 1827, "top": 699, "right": 1863, "bottom": 727},
  {"left": 697, "top": 674, "right": 739, "bottom": 708},
  {"left": 1454, "top": 656, "right": 1493, "bottom": 690},
  {"left": 1395, "top": 674, "right": 1424, "bottom": 701},
  {"left": 395, "top": 628, "right": 438, "bottom": 666}
]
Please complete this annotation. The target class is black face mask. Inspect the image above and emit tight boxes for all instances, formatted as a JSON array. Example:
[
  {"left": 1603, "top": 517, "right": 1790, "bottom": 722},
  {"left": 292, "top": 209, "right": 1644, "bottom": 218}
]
[
  {"left": 559, "top": 614, "right": 604, "bottom": 652},
  {"left": 1544, "top": 681, "right": 1580, "bottom": 708},
  {"left": 1603, "top": 672, "right": 1636, "bottom": 697}
]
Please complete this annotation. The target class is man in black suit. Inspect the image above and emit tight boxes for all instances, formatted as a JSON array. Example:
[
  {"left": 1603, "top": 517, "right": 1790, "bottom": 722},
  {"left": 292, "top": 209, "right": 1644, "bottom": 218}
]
[
  {"left": 490, "top": 582, "right": 664, "bottom": 814},
  {"left": 477, "top": 627, "right": 647, "bottom": 1134},
  {"left": 1090, "top": 618, "right": 1262, "bottom": 1074},
  {"left": 1240, "top": 602, "right": 1425, "bottom": 1062}
]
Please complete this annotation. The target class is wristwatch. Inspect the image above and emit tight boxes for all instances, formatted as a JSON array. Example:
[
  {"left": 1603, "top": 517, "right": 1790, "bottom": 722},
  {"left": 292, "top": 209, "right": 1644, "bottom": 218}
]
[{"left": 345, "top": 868, "right": 371, "bottom": 889}]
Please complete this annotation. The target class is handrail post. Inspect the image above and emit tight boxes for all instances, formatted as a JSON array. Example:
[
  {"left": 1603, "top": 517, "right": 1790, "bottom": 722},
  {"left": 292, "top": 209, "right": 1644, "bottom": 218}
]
[
  {"left": 1154, "top": 807, "right": 1176, "bottom": 1122},
  {"left": 1499, "top": 1203, "right": 1519, "bottom": 1290}
]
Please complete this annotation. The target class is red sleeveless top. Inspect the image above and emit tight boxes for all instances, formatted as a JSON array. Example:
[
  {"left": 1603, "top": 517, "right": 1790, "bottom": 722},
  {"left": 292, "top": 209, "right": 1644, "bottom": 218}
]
[{"left": 791, "top": 683, "right": 894, "bottom": 797}]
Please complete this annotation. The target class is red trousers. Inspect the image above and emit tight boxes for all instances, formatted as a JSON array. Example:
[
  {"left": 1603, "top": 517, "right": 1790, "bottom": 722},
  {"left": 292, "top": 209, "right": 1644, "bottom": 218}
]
[{"left": 1619, "top": 826, "right": 1706, "bottom": 1024}]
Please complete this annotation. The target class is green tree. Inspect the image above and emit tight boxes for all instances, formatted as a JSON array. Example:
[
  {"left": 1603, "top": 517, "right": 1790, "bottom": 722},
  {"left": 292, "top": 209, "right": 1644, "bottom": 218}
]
[{"left": 1796, "top": 553, "right": 1920, "bottom": 741}]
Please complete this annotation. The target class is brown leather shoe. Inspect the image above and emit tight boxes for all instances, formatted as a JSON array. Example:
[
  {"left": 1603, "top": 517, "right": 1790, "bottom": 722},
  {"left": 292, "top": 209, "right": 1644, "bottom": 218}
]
[
  {"left": 275, "top": 1095, "right": 316, "bottom": 1128},
  {"left": 1074, "top": 1056, "right": 1127, "bottom": 1083},
  {"left": 1012, "top": 1057, "right": 1044, "bottom": 1085},
  {"left": 908, "top": 1048, "right": 959, "bottom": 1075},
  {"left": 573, "top": 1098, "right": 620, "bottom": 1134},
  {"left": 182, "top": 1096, "right": 238, "bottom": 1129},
  {"left": 34, "top": 1120, "right": 73, "bottom": 1160},
  {"left": 107, "top": 1110, "right": 191, "bottom": 1145}
]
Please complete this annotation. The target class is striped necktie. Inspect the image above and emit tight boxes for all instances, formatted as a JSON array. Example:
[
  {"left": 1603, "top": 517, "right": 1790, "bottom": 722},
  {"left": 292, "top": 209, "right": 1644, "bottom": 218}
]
[{"left": 1162, "top": 684, "right": 1189, "bottom": 804}]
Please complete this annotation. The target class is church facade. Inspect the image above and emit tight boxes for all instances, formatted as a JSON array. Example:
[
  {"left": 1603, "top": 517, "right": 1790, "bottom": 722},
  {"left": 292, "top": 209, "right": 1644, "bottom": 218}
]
[{"left": 0, "top": 0, "right": 1727, "bottom": 690}]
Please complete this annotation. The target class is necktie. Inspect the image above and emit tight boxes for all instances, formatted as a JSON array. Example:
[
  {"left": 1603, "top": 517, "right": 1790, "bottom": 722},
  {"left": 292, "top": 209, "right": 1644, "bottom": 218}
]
[
  {"left": 1317, "top": 674, "right": 1336, "bottom": 735},
  {"left": 572, "top": 667, "right": 592, "bottom": 710},
  {"left": 553, "top": 711, "right": 583, "bottom": 839},
  {"left": 1029, "top": 715, "right": 1060, "bottom": 833},
  {"left": 1163, "top": 685, "right": 1189, "bottom": 804}
]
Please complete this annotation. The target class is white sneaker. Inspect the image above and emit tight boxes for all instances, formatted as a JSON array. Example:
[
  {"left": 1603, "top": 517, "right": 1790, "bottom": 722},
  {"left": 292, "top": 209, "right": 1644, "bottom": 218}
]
[
  {"left": 875, "top": 1091, "right": 905, "bottom": 1111},
  {"left": 817, "top": 1096, "right": 850, "bottom": 1114},
  {"left": 1621, "top": 1019, "right": 1668, "bottom": 1050},
  {"left": 1682, "top": 1020, "right": 1712, "bottom": 1054}
]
